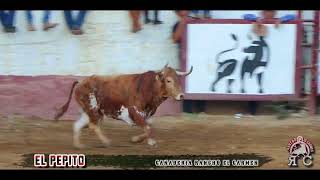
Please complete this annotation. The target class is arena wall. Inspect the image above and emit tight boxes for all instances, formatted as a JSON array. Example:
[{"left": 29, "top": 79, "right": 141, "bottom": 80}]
[{"left": 0, "top": 11, "right": 315, "bottom": 120}]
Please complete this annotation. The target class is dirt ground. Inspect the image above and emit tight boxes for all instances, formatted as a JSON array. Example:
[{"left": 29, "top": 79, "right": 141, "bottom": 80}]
[{"left": 0, "top": 113, "right": 319, "bottom": 169}]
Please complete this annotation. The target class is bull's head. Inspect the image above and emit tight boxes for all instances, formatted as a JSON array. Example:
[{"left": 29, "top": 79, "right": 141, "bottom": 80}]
[{"left": 156, "top": 64, "right": 193, "bottom": 101}]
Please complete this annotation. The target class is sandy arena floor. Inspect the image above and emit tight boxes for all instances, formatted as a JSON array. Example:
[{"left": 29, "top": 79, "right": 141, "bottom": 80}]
[{"left": 0, "top": 113, "right": 319, "bottom": 169}]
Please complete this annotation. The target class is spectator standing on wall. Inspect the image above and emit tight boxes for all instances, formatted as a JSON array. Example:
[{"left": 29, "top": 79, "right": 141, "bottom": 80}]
[
  {"left": 244, "top": 10, "right": 296, "bottom": 35},
  {"left": 172, "top": 10, "right": 207, "bottom": 114},
  {"left": 144, "top": 10, "right": 163, "bottom": 24},
  {"left": 0, "top": 10, "right": 16, "bottom": 33},
  {"left": 64, "top": 10, "right": 88, "bottom": 35},
  {"left": 189, "top": 10, "right": 211, "bottom": 19},
  {"left": 25, "top": 11, "right": 58, "bottom": 31},
  {"left": 242, "top": 10, "right": 296, "bottom": 115},
  {"left": 129, "top": 11, "right": 142, "bottom": 33}
]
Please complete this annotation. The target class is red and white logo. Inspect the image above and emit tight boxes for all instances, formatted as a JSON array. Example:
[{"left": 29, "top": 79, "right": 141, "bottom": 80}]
[
  {"left": 34, "top": 154, "right": 86, "bottom": 168},
  {"left": 287, "top": 136, "right": 315, "bottom": 167}
]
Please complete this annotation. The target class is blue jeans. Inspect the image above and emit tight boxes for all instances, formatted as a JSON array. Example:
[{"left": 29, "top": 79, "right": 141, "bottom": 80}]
[
  {"left": 191, "top": 10, "right": 210, "bottom": 17},
  {"left": 0, "top": 10, "right": 15, "bottom": 27},
  {"left": 26, "top": 10, "right": 51, "bottom": 25},
  {"left": 192, "top": 10, "right": 210, "bottom": 15},
  {"left": 64, "top": 11, "right": 87, "bottom": 29},
  {"left": 204, "top": 10, "right": 210, "bottom": 16}
]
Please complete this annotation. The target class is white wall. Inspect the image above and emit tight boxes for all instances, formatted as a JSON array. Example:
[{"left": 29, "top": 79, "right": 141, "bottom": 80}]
[
  {"left": 0, "top": 10, "right": 316, "bottom": 94},
  {"left": 0, "top": 11, "right": 180, "bottom": 76}
]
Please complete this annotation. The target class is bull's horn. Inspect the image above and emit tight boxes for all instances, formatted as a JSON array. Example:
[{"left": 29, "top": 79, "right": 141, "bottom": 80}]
[
  {"left": 176, "top": 66, "right": 193, "bottom": 76},
  {"left": 156, "top": 63, "right": 169, "bottom": 73},
  {"left": 155, "top": 63, "right": 169, "bottom": 73}
]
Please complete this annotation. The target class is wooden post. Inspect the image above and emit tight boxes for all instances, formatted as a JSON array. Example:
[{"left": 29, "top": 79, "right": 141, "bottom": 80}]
[{"left": 309, "top": 11, "right": 319, "bottom": 115}]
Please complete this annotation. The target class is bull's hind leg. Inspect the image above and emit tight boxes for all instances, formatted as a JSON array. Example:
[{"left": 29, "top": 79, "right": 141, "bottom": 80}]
[
  {"left": 73, "top": 111, "right": 111, "bottom": 148},
  {"left": 83, "top": 107, "right": 112, "bottom": 147},
  {"left": 73, "top": 112, "right": 90, "bottom": 149},
  {"left": 89, "top": 121, "right": 111, "bottom": 147},
  {"left": 77, "top": 89, "right": 111, "bottom": 148}
]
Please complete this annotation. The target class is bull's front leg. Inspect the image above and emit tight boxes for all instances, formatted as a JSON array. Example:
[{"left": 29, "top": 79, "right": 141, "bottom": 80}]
[{"left": 128, "top": 107, "right": 157, "bottom": 146}]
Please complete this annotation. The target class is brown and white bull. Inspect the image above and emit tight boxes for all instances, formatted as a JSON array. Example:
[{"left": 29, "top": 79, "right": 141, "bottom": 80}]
[{"left": 54, "top": 64, "right": 193, "bottom": 148}]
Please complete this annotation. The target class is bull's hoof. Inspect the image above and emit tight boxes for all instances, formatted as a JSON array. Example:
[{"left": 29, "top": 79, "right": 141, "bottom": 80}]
[
  {"left": 147, "top": 138, "right": 157, "bottom": 146},
  {"left": 74, "top": 143, "right": 86, "bottom": 149},
  {"left": 131, "top": 136, "right": 144, "bottom": 143}
]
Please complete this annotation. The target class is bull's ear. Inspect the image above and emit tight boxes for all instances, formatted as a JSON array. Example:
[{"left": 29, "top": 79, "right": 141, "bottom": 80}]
[
  {"left": 155, "top": 72, "right": 164, "bottom": 81},
  {"left": 155, "top": 74, "right": 160, "bottom": 81}
]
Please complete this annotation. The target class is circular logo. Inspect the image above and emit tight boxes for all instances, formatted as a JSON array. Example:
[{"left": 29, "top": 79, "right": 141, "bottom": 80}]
[{"left": 287, "top": 136, "right": 315, "bottom": 157}]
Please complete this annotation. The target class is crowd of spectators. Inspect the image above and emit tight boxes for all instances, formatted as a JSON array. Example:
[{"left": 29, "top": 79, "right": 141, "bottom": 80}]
[{"left": 0, "top": 10, "right": 88, "bottom": 35}]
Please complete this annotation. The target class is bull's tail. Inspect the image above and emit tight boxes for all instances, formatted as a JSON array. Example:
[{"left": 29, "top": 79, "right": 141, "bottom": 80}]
[
  {"left": 54, "top": 81, "right": 79, "bottom": 121},
  {"left": 215, "top": 34, "right": 239, "bottom": 64}
]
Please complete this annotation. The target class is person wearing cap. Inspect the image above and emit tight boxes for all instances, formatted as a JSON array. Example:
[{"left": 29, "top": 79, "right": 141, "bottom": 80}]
[{"left": 244, "top": 10, "right": 296, "bottom": 36}]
